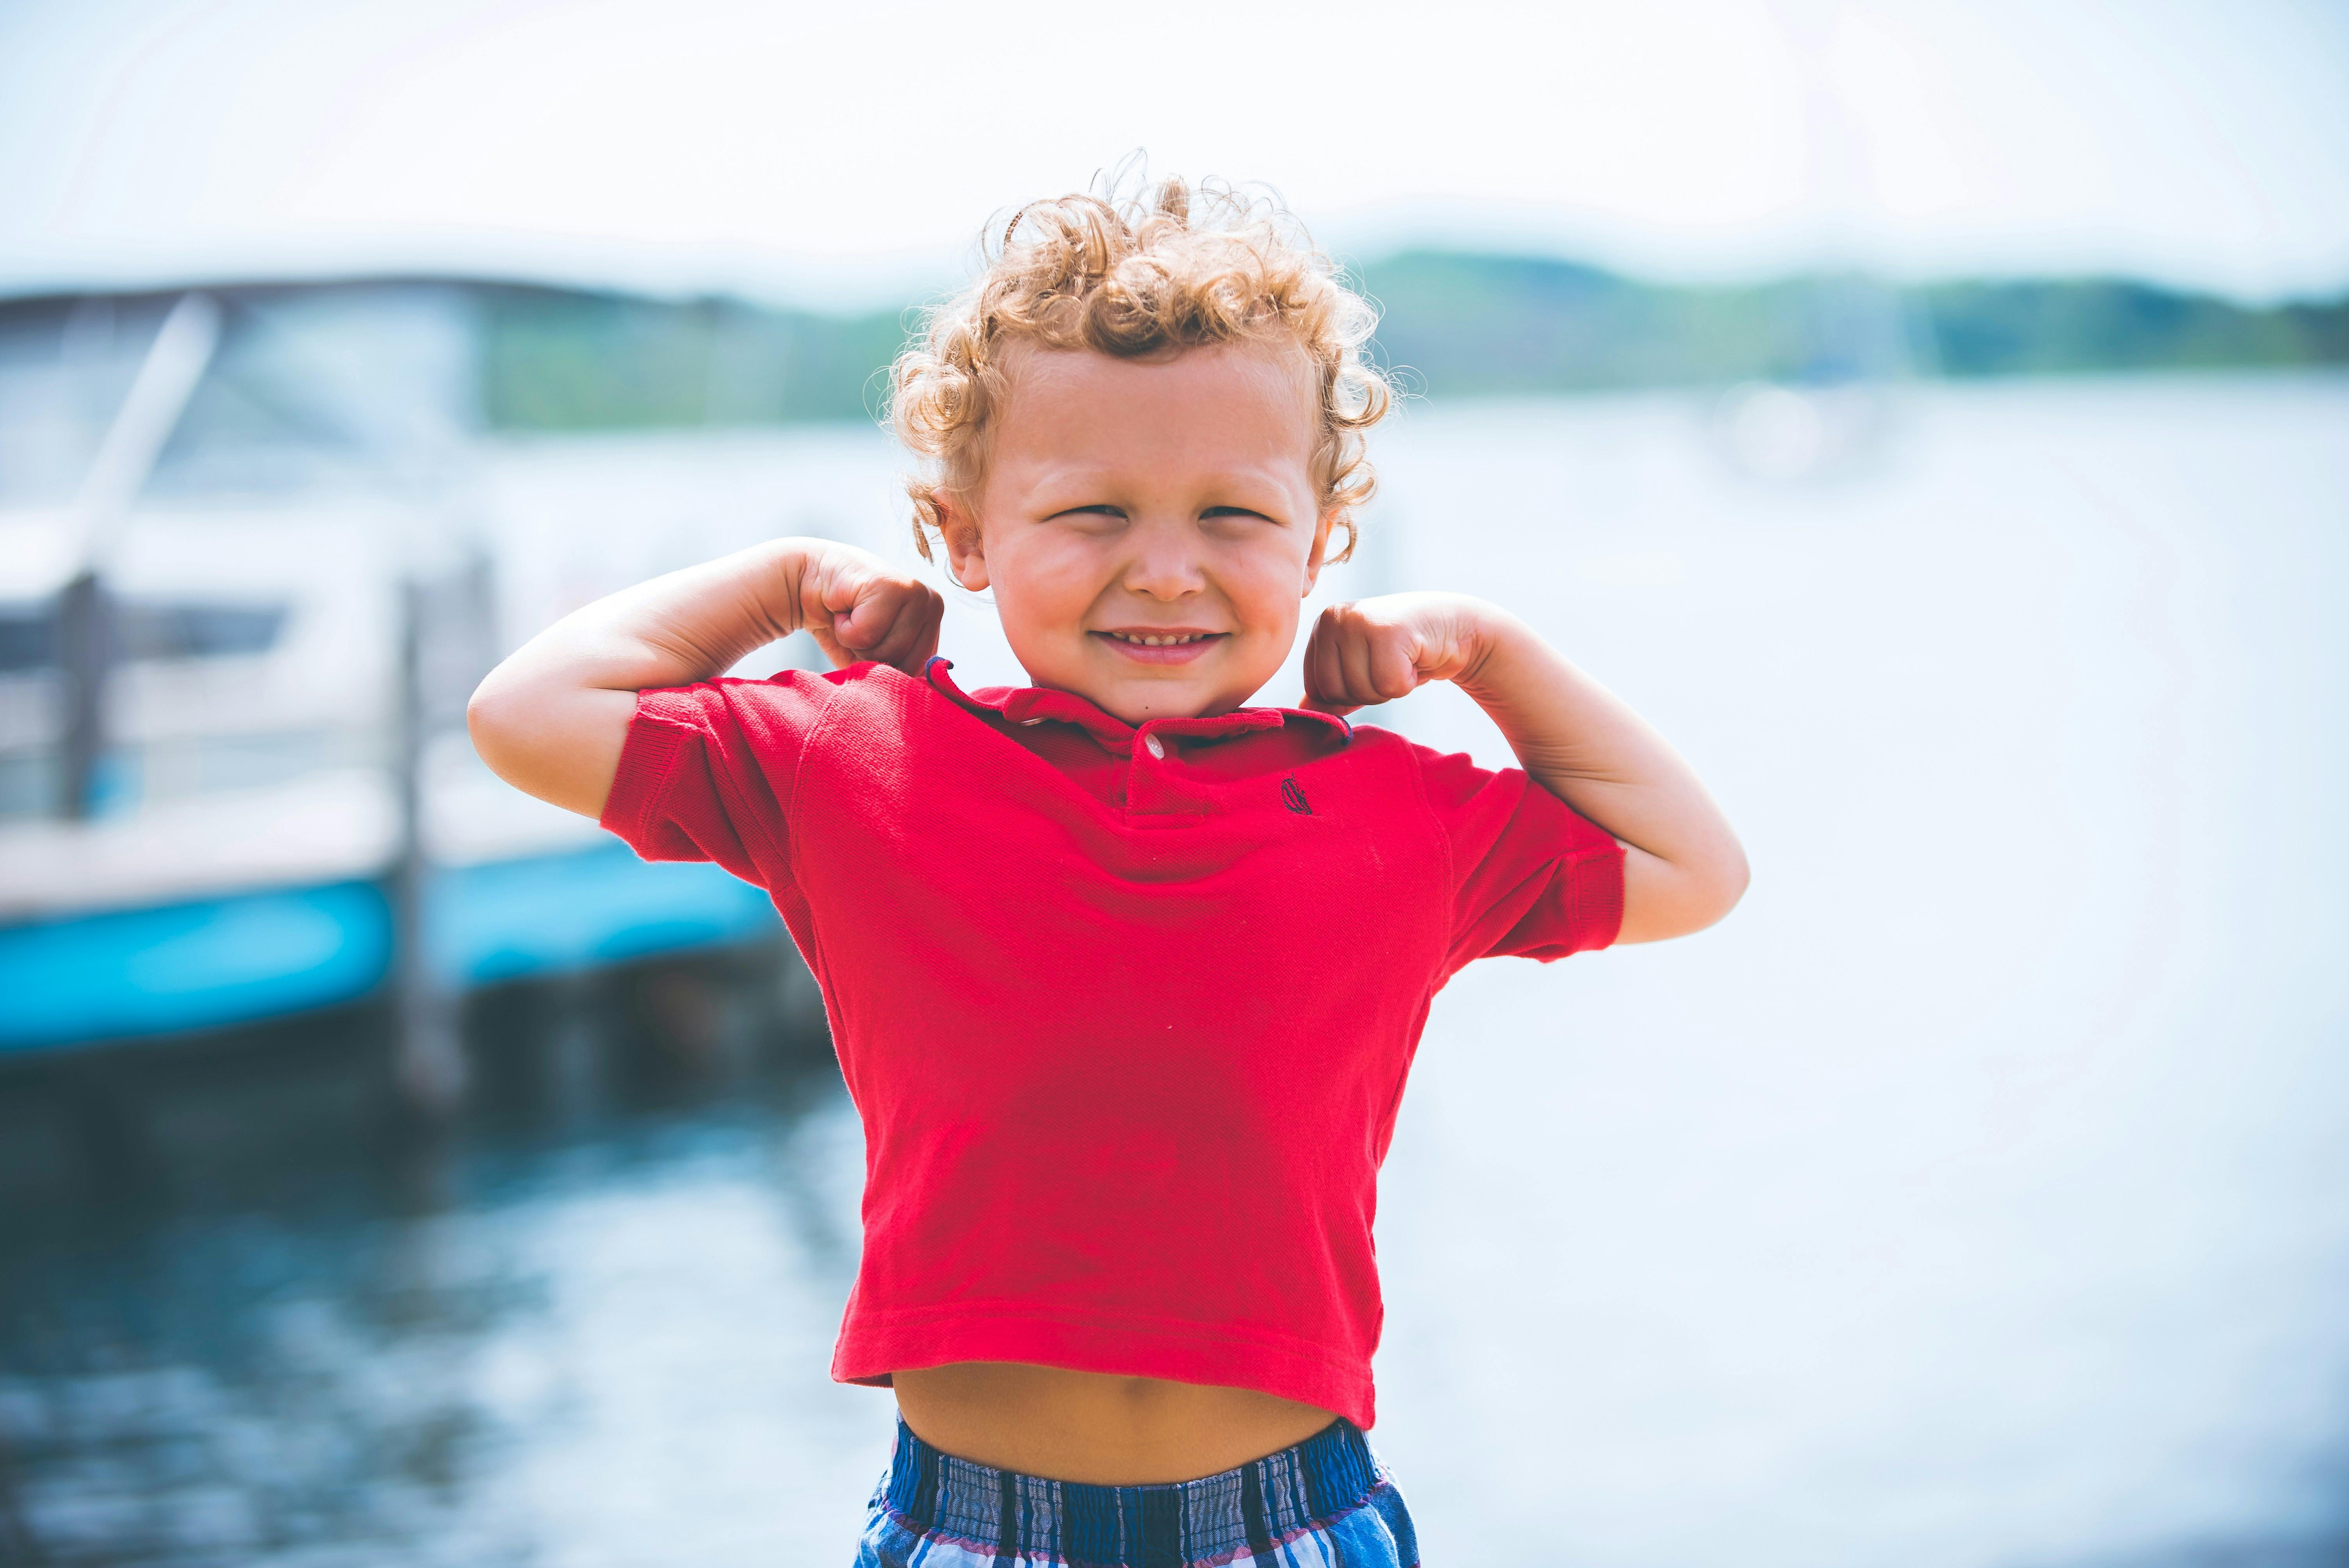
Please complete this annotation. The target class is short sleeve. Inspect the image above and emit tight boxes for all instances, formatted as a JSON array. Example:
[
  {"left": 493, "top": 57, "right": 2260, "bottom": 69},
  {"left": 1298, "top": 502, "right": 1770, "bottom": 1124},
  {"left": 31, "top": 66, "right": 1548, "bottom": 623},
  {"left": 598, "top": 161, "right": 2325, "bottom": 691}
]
[
  {"left": 1413, "top": 743, "right": 1626, "bottom": 976},
  {"left": 597, "top": 668, "right": 848, "bottom": 893}
]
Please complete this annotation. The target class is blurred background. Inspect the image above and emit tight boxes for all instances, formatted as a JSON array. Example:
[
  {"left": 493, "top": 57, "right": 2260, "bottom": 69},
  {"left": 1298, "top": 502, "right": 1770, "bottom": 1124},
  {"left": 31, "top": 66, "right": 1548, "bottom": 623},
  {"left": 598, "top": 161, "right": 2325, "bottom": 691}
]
[{"left": 1, "top": 2, "right": 2345, "bottom": 1564}]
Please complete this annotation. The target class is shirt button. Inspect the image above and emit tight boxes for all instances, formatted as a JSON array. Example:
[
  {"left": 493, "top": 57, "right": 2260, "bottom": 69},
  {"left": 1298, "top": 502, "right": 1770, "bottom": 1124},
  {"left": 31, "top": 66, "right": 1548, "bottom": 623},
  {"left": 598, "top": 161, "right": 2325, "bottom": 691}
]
[{"left": 1143, "top": 734, "right": 1166, "bottom": 759}]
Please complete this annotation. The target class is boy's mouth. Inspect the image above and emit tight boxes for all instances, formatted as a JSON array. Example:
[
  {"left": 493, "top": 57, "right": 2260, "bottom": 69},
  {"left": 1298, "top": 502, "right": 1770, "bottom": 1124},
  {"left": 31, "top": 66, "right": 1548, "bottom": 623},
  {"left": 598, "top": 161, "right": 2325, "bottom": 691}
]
[{"left": 1092, "top": 629, "right": 1227, "bottom": 665}]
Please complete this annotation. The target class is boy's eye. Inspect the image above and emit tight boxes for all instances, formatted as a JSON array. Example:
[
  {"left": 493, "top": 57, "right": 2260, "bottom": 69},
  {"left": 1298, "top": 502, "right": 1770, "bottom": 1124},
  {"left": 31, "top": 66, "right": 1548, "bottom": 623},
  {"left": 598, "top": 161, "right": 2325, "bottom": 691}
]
[{"left": 1043, "top": 504, "right": 1276, "bottom": 523}]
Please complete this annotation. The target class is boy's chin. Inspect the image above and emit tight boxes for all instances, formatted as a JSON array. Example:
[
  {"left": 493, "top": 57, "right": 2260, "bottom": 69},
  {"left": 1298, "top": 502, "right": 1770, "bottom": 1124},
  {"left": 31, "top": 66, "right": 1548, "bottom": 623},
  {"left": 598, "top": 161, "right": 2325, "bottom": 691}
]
[
  {"left": 1084, "top": 670, "right": 1249, "bottom": 726},
  {"left": 1020, "top": 644, "right": 1276, "bottom": 724},
  {"left": 1089, "top": 680, "right": 1215, "bottom": 724}
]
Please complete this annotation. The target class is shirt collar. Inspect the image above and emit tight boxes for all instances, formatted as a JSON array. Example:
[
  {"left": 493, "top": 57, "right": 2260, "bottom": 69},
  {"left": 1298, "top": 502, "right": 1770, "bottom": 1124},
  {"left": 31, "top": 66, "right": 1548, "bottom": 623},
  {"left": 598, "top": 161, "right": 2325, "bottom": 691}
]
[{"left": 923, "top": 656, "right": 1352, "bottom": 748}]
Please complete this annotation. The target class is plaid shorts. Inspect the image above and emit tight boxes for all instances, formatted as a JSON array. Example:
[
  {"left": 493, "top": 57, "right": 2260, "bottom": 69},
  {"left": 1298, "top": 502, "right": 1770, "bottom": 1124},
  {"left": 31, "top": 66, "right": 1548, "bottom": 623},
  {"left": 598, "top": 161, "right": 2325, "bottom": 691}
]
[{"left": 855, "top": 1415, "right": 1420, "bottom": 1567}]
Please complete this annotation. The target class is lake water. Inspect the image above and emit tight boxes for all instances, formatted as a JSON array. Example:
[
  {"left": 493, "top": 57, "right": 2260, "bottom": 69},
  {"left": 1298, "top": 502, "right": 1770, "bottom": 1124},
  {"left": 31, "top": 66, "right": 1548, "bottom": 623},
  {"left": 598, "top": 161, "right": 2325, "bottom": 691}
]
[{"left": 3, "top": 374, "right": 2346, "bottom": 1566}]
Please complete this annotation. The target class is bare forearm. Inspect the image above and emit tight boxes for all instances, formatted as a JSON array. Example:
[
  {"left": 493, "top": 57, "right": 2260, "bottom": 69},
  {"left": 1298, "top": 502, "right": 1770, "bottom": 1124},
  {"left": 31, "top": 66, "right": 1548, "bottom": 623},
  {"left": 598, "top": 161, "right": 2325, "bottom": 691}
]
[
  {"left": 1459, "top": 611, "right": 1747, "bottom": 942},
  {"left": 467, "top": 538, "right": 940, "bottom": 819},
  {"left": 511, "top": 539, "right": 817, "bottom": 695}
]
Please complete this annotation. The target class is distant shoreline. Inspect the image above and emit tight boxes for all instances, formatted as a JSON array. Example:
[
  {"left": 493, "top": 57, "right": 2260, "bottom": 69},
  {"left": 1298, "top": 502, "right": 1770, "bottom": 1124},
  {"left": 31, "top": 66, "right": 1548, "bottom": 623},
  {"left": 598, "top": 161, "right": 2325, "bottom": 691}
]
[
  {"left": 471, "top": 256, "right": 2349, "bottom": 429},
  {"left": 5, "top": 261, "right": 2341, "bottom": 435}
]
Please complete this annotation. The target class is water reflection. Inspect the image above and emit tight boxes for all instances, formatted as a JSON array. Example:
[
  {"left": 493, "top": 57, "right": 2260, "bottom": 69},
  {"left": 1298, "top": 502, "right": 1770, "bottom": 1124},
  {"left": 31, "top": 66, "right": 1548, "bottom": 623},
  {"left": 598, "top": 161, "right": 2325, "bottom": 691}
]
[{"left": 0, "top": 941, "right": 891, "bottom": 1564}]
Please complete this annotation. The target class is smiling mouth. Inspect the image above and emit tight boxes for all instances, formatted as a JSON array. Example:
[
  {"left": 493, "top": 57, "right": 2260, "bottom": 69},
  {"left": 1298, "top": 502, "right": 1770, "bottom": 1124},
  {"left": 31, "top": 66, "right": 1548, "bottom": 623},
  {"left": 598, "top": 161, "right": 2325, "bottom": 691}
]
[
  {"left": 1091, "top": 629, "right": 1227, "bottom": 663},
  {"left": 1101, "top": 631, "right": 1219, "bottom": 647}
]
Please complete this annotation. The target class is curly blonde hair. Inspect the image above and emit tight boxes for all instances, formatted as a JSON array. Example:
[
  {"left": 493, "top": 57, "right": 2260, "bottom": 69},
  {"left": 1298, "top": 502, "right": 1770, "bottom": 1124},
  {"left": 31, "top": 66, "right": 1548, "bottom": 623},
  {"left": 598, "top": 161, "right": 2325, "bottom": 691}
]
[{"left": 889, "top": 175, "right": 1393, "bottom": 565}]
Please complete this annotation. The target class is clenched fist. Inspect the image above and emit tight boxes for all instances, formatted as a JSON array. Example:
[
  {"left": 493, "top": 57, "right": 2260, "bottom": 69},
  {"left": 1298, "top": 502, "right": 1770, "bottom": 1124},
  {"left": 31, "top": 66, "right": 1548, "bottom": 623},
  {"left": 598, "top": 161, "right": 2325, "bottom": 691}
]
[
  {"left": 1300, "top": 592, "right": 1506, "bottom": 715},
  {"left": 793, "top": 542, "right": 945, "bottom": 675}
]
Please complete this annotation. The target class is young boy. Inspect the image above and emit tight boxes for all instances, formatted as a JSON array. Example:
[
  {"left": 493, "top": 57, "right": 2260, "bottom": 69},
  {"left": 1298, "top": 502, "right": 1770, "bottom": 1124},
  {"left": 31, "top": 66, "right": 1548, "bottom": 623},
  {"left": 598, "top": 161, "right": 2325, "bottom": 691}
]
[{"left": 469, "top": 179, "right": 1746, "bottom": 1567}]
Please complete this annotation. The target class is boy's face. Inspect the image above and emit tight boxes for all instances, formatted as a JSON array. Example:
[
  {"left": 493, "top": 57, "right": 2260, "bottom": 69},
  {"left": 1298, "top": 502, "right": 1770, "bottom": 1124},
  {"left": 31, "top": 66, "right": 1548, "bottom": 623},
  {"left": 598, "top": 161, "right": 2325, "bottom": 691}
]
[{"left": 939, "top": 344, "right": 1334, "bottom": 725}]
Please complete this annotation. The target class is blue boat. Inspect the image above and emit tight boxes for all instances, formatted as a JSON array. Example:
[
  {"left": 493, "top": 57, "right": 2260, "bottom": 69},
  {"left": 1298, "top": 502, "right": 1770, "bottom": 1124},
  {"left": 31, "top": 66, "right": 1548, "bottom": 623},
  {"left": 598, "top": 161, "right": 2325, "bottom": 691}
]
[{"left": 0, "top": 848, "right": 784, "bottom": 1057}]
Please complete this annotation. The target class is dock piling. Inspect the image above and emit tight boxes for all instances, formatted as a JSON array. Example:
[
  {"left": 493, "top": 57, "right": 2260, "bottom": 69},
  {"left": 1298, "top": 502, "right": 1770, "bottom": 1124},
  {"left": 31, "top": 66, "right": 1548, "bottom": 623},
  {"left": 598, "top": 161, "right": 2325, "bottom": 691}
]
[
  {"left": 55, "top": 570, "right": 110, "bottom": 820},
  {"left": 389, "top": 573, "right": 467, "bottom": 1117}
]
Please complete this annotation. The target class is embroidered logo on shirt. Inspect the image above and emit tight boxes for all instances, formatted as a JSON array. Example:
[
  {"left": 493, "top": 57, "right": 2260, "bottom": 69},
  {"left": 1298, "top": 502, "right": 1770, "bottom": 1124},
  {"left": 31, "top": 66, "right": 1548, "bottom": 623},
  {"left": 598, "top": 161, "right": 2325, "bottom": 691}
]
[{"left": 1281, "top": 777, "right": 1313, "bottom": 815}]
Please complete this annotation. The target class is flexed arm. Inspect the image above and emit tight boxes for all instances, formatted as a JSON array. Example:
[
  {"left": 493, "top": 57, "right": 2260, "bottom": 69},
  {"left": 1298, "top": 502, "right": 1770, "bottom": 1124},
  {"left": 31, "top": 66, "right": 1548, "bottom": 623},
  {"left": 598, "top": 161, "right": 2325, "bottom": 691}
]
[
  {"left": 467, "top": 538, "right": 943, "bottom": 820},
  {"left": 1302, "top": 592, "right": 1747, "bottom": 944}
]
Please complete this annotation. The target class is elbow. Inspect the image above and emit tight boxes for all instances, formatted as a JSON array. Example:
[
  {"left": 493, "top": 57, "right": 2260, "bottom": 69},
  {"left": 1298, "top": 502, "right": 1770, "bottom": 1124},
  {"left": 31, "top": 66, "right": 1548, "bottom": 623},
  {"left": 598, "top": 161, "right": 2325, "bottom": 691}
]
[
  {"left": 1658, "top": 853, "right": 1748, "bottom": 942},
  {"left": 464, "top": 673, "right": 500, "bottom": 753},
  {"left": 1618, "top": 833, "right": 1748, "bottom": 944},
  {"left": 465, "top": 669, "right": 527, "bottom": 786},
  {"left": 1679, "top": 830, "right": 1750, "bottom": 935},
  {"left": 462, "top": 666, "right": 626, "bottom": 821},
  {"left": 1702, "top": 840, "right": 1752, "bottom": 930}
]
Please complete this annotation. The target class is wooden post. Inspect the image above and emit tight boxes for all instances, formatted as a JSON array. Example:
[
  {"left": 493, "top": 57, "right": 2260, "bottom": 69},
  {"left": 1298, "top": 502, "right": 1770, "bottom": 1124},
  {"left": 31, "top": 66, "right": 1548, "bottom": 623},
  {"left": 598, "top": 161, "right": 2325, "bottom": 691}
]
[
  {"left": 55, "top": 569, "right": 109, "bottom": 819},
  {"left": 52, "top": 292, "right": 222, "bottom": 822},
  {"left": 391, "top": 574, "right": 464, "bottom": 1115}
]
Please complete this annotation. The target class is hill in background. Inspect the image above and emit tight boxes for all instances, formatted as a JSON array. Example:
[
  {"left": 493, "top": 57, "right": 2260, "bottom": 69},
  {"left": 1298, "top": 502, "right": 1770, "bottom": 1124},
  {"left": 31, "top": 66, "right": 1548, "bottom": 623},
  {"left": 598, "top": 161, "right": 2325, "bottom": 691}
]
[{"left": 477, "top": 257, "right": 2349, "bottom": 432}]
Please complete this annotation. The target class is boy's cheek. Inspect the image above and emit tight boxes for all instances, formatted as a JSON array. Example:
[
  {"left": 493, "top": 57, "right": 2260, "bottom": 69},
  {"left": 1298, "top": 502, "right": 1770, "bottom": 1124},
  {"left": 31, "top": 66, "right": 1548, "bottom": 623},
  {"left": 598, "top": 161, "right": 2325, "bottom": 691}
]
[
  {"left": 993, "top": 546, "right": 1106, "bottom": 629},
  {"left": 994, "top": 598, "right": 1101, "bottom": 686}
]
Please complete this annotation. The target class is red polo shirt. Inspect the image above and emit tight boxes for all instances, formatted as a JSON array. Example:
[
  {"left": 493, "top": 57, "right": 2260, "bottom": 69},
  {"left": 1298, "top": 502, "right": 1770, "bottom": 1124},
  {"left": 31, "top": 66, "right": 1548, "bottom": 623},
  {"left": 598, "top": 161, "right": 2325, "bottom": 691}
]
[{"left": 599, "top": 656, "right": 1622, "bottom": 1428}]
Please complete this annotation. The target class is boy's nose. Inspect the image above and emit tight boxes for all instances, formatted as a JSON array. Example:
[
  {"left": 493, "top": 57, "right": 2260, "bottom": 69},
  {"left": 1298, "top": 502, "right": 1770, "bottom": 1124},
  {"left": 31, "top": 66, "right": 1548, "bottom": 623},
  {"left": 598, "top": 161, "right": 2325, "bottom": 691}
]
[{"left": 1119, "top": 517, "right": 1208, "bottom": 601}]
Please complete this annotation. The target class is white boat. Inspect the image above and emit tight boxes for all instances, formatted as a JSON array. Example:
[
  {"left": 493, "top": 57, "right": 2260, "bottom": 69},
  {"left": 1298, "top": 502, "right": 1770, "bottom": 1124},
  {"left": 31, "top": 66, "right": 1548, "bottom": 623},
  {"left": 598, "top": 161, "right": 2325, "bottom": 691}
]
[{"left": 0, "top": 282, "right": 788, "bottom": 1060}]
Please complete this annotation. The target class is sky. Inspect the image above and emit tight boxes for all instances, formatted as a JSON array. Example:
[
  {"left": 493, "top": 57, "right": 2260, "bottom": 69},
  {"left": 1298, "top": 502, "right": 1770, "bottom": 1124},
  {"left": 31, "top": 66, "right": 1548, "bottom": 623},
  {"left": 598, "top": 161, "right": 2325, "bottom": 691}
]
[{"left": 2, "top": 0, "right": 2346, "bottom": 309}]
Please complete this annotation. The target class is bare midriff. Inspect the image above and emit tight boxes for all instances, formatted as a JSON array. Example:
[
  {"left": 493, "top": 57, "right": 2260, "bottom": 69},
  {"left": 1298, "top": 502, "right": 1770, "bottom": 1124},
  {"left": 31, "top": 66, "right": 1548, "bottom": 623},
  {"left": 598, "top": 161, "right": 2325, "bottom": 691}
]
[{"left": 891, "top": 1362, "right": 1341, "bottom": 1485}]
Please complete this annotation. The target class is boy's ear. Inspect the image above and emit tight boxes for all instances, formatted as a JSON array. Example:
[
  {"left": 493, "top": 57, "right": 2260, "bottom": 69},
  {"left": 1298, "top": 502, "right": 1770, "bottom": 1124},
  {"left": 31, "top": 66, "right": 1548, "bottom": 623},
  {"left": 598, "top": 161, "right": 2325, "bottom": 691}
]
[
  {"left": 936, "top": 492, "right": 990, "bottom": 592},
  {"left": 1301, "top": 508, "right": 1340, "bottom": 596}
]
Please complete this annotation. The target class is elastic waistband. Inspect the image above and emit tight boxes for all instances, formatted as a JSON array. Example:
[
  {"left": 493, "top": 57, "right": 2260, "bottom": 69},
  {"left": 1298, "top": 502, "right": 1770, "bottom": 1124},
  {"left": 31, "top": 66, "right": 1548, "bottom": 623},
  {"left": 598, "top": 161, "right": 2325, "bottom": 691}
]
[{"left": 880, "top": 1416, "right": 1384, "bottom": 1564}]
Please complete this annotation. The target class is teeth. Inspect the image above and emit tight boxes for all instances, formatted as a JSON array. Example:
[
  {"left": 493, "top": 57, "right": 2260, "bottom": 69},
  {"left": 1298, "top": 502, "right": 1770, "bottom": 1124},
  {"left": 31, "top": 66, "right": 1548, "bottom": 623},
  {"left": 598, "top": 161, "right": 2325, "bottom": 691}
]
[{"left": 1113, "top": 632, "right": 1206, "bottom": 646}]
